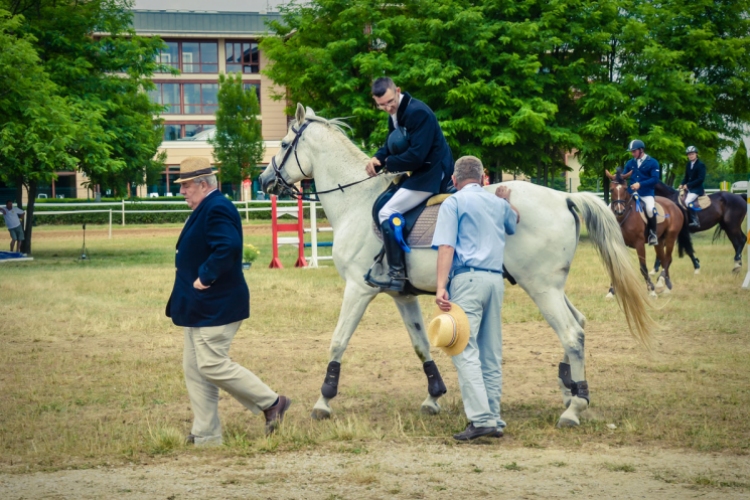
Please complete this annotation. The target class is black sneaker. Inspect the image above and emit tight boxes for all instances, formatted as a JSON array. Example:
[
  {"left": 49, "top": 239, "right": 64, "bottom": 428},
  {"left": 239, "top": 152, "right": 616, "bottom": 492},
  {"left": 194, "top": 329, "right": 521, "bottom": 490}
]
[{"left": 453, "top": 423, "right": 498, "bottom": 441}]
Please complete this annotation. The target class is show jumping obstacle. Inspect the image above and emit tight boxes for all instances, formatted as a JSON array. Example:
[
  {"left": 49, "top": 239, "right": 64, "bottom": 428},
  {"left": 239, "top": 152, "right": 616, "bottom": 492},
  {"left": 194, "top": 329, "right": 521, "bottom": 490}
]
[{"left": 268, "top": 195, "right": 307, "bottom": 268}]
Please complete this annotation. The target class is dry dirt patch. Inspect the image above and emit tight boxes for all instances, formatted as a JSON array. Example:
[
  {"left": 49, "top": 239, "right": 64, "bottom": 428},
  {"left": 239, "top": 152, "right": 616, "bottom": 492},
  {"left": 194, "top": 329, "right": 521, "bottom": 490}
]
[{"left": 1, "top": 443, "right": 748, "bottom": 499}]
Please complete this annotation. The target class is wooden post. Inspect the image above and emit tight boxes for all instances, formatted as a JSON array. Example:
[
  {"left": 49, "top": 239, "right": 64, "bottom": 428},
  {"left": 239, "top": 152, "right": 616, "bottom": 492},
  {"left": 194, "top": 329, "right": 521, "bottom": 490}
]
[
  {"left": 269, "top": 195, "right": 283, "bottom": 268},
  {"left": 294, "top": 196, "right": 308, "bottom": 268}
]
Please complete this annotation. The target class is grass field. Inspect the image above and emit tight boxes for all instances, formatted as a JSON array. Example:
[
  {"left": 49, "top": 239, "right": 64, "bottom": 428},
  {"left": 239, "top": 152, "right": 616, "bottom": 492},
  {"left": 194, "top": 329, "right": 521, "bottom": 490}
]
[{"left": 0, "top": 221, "right": 748, "bottom": 479}]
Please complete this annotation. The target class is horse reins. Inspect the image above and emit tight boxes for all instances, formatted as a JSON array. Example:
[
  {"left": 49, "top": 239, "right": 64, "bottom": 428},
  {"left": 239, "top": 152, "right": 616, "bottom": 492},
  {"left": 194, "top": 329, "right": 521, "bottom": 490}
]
[
  {"left": 271, "top": 120, "right": 385, "bottom": 201},
  {"left": 610, "top": 182, "right": 635, "bottom": 226}
]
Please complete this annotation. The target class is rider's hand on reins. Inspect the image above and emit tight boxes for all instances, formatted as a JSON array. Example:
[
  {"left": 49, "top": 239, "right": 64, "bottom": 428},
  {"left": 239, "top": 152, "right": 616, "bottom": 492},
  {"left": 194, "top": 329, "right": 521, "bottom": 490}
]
[{"left": 365, "top": 157, "right": 381, "bottom": 177}]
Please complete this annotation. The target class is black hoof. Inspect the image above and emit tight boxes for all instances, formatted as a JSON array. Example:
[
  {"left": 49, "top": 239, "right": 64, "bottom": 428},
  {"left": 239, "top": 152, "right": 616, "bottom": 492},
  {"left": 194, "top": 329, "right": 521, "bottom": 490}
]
[
  {"left": 423, "top": 360, "right": 447, "bottom": 397},
  {"left": 321, "top": 361, "right": 340, "bottom": 399}
]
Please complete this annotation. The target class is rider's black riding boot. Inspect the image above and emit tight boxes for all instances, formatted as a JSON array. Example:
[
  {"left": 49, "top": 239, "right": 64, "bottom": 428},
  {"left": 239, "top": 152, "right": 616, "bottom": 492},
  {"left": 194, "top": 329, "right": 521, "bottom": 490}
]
[
  {"left": 647, "top": 214, "right": 658, "bottom": 246},
  {"left": 688, "top": 209, "right": 700, "bottom": 228},
  {"left": 367, "top": 220, "right": 407, "bottom": 292}
]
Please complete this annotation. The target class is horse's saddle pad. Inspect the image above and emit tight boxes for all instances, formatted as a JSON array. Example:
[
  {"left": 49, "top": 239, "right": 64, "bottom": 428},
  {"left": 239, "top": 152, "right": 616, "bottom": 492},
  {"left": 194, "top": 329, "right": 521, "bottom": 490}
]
[
  {"left": 678, "top": 190, "right": 711, "bottom": 210},
  {"left": 373, "top": 193, "right": 451, "bottom": 248},
  {"left": 638, "top": 201, "right": 667, "bottom": 225}
]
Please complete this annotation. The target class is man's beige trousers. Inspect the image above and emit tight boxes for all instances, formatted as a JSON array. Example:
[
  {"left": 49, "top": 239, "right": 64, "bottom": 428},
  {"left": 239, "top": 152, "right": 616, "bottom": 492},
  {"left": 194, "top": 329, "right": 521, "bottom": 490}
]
[{"left": 183, "top": 321, "right": 278, "bottom": 445}]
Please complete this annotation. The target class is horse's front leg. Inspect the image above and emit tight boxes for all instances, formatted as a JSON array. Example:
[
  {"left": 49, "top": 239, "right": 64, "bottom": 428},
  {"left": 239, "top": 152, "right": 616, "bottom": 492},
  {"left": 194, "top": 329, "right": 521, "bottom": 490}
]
[
  {"left": 392, "top": 294, "right": 447, "bottom": 415},
  {"left": 311, "top": 280, "right": 378, "bottom": 420}
]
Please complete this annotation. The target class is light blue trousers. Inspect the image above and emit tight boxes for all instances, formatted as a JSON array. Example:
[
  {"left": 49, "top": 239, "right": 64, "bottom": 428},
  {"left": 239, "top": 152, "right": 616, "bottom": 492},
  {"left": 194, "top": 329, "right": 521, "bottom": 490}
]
[{"left": 449, "top": 270, "right": 505, "bottom": 429}]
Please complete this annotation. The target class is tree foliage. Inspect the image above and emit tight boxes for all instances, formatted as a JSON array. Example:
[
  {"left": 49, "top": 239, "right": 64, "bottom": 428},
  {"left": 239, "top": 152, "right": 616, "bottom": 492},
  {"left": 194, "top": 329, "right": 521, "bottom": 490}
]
[
  {"left": 261, "top": 0, "right": 750, "bottom": 189},
  {"left": 209, "top": 73, "right": 265, "bottom": 186},
  {"left": 733, "top": 140, "right": 749, "bottom": 177},
  {"left": 0, "top": 0, "right": 167, "bottom": 253}
]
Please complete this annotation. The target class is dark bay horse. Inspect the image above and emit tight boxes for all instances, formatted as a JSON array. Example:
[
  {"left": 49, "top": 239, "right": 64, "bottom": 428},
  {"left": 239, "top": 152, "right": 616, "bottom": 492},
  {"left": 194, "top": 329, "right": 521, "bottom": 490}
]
[
  {"left": 605, "top": 170, "right": 687, "bottom": 297},
  {"left": 652, "top": 182, "right": 747, "bottom": 274}
]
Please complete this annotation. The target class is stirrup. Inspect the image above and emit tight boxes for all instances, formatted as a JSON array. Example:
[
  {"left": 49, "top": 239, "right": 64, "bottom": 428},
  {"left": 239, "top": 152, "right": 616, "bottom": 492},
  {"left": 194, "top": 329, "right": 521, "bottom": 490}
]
[{"left": 364, "top": 271, "right": 406, "bottom": 292}]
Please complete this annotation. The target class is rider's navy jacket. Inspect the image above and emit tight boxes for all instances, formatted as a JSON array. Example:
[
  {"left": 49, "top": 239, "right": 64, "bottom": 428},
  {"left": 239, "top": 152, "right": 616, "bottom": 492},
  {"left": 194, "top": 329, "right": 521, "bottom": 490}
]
[
  {"left": 166, "top": 190, "right": 249, "bottom": 327},
  {"left": 681, "top": 159, "right": 706, "bottom": 195},
  {"left": 623, "top": 155, "right": 660, "bottom": 197},
  {"left": 374, "top": 92, "right": 454, "bottom": 194}
]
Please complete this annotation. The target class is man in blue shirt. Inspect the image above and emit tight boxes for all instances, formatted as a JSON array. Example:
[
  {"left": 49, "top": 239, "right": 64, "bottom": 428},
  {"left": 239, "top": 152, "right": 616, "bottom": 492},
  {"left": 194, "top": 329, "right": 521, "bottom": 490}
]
[
  {"left": 623, "top": 139, "right": 661, "bottom": 245},
  {"left": 432, "top": 156, "right": 519, "bottom": 441}
]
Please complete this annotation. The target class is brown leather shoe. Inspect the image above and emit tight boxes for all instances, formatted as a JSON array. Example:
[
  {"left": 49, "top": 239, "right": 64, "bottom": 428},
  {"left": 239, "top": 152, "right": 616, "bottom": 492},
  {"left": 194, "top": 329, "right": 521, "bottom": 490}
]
[{"left": 263, "top": 395, "right": 292, "bottom": 435}]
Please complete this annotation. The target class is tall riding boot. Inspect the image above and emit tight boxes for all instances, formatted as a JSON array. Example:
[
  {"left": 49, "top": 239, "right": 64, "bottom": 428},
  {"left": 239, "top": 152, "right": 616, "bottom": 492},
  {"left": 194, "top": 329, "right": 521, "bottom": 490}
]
[
  {"left": 366, "top": 221, "right": 407, "bottom": 292},
  {"left": 647, "top": 214, "right": 658, "bottom": 246},
  {"left": 688, "top": 209, "right": 700, "bottom": 228}
]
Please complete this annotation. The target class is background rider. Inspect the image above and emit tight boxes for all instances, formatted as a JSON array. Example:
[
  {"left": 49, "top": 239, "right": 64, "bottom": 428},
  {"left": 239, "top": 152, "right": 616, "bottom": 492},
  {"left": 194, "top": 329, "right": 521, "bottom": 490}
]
[
  {"left": 623, "top": 139, "right": 661, "bottom": 245},
  {"left": 679, "top": 146, "right": 706, "bottom": 228}
]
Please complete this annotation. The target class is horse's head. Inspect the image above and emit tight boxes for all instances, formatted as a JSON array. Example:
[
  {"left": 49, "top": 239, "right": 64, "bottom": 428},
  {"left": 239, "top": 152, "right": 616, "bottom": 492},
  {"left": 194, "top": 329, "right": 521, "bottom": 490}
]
[
  {"left": 605, "top": 169, "right": 631, "bottom": 217},
  {"left": 260, "top": 103, "right": 316, "bottom": 196}
]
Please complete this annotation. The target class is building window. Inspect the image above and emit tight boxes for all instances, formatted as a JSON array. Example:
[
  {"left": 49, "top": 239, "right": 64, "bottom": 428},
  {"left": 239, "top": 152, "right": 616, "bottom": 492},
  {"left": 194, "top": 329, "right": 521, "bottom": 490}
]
[
  {"left": 162, "top": 124, "right": 216, "bottom": 141},
  {"left": 226, "top": 41, "right": 259, "bottom": 73},
  {"left": 184, "top": 83, "right": 219, "bottom": 114},
  {"left": 149, "top": 83, "right": 180, "bottom": 114},
  {"left": 156, "top": 40, "right": 218, "bottom": 73}
]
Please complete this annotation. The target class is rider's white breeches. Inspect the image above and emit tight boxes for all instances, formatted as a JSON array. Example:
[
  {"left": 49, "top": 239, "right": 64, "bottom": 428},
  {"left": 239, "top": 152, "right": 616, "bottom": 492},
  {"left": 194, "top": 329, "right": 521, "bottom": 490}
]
[
  {"left": 684, "top": 192, "right": 698, "bottom": 207},
  {"left": 641, "top": 195, "right": 656, "bottom": 217},
  {"left": 379, "top": 188, "right": 433, "bottom": 224}
]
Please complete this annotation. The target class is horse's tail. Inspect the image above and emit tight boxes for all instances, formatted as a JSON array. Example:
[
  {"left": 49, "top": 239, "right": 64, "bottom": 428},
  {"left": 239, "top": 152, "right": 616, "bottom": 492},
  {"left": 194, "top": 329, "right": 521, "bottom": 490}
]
[
  {"left": 566, "top": 192, "right": 655, "bottom": 347},
  {"left": 677, "top": 218, "right": 693, "bottom": 258},
  {"left": 712, "top": 224, "right": 725, "bottom": 243}
]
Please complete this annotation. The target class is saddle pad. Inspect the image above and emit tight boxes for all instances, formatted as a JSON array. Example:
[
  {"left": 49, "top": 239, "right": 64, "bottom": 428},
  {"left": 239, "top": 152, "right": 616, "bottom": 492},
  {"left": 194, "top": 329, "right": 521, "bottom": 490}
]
[
  {"left": 427, "top": 193, "right": 453, "bottom": 206},
  {"left": 678, "top": 190, "right": 711, "bottom": 209},
  {"left": 373, "top": 204, "right": 441, "bottom": 248},
  {"left": 638, "top": 201, "right": 667, "bottom": 225}
]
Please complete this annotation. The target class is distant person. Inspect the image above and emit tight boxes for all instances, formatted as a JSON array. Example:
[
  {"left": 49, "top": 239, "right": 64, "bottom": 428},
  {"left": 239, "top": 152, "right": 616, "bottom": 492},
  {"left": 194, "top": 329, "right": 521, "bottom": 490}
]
[
  {"left": 624, "top": 139, "right": 661, "bottom": 245},
  {"left": 0, "top": 200, "right": 25, "bottom": 253},
  {"left": 679, "top": 146, "right": 706, "bottom": 228},
  {"left": 431, "top": 156, "right": 519, "bottom": 441},
  {"left": 166, "top": 157, "right": 291, "bottom": 446}
]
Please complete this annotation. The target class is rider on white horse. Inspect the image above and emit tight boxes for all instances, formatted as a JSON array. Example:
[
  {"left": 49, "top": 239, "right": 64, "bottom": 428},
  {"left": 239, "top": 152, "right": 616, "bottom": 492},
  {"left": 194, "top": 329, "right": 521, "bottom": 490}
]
[
  {"left": 364, "top": 77, "right": 454, "bottom": 292},
  {"left": 679, "top": 145, "right": 706, "bottom": 228},
  {"left": 623, "top": 139, "right": 661, "bottom": 246}
]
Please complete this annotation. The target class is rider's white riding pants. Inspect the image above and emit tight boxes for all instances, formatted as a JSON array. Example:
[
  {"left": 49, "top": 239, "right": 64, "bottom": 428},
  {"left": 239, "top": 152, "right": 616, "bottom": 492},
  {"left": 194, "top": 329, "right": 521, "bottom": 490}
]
[
  {"left": 378, "top": 188, "right": 433, "bottom": 224},
  {"left": 684, "top": 192, "right": 699, "bottom": 207},
  {"left": 640, "top": 195, "right": 656, "bottom": 218}
]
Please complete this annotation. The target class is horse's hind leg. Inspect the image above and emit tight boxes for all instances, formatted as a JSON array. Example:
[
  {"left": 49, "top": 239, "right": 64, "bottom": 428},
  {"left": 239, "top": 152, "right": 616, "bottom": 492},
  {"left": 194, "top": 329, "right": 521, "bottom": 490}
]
[
  {"left": 559, "top": 295, "right": 586, "bottom": 408},
  {"left": 528, "top": 287, "right": 589, "bottom": 427},
  {"left": 312, "top": 280, "right": 378, "bottom": 420},
  {"left": 392, "top": 294, "right": 446, "bottom": 415}
]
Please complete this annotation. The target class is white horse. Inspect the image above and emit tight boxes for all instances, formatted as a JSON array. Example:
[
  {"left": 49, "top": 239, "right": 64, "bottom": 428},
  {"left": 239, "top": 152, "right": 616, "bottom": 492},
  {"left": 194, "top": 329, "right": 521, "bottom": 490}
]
[{"left": 260, "top": 104, "right": 654, "bottom": 427}]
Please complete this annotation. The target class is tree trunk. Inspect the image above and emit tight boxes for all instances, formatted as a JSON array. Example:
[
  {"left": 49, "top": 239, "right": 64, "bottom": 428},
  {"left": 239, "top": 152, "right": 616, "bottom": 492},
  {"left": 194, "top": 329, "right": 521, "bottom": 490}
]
[
  {"left": 543, "top": 162, "right": 549, "bottom": 187},
  {"left": 22, "top": 180, "right": 37, "bottom": 255},
  {"left": 536, "top": 157, "right": 542, "bottom": 185},
  {"left": 15, "top": 179, "right": 24, "bottom": 211}
]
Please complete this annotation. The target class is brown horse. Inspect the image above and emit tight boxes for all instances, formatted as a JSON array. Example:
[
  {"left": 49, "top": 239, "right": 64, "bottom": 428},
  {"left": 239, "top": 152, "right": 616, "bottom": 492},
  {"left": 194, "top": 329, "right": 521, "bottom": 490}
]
[
  {"left": 605, "top": 170, "right": 686, "bottom": 297},
  {"left": 652, "top": 181, "right": 747, "bottom": 275}
]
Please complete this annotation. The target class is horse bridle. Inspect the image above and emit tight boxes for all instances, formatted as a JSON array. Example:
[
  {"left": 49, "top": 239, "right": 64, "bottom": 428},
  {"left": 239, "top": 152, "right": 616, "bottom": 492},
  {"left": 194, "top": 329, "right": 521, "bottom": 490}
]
[
  {"left": 609, "top": 181, "right": 634, "bottom": 224},
  {"left": 270, "top": 120, "right": 384, "bottom": 201},
  {"left": 270, "top": 121, "right": 312, "bottom": 197}
]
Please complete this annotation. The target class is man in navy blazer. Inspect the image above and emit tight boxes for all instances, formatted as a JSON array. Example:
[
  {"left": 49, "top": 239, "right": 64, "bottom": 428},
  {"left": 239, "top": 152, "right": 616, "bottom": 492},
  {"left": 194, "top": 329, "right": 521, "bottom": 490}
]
[
  {"left": 623, "top": 139, "right": 661, "bottom": 245},
  {"left": 364, "top": 77, "right": 454, "bottom": 291},
  {"left": 167, "top": 157, "right": 290, "bottom": 445}
]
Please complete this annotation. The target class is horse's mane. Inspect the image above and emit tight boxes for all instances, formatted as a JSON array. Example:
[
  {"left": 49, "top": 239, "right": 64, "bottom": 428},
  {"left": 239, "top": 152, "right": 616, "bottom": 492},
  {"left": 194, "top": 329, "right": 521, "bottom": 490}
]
[
  {"left": 304, "top": 114, "right": 370, "bottom": 162},
  {"left": 655, "top": 181, "right": 677, "bottom": 194}
]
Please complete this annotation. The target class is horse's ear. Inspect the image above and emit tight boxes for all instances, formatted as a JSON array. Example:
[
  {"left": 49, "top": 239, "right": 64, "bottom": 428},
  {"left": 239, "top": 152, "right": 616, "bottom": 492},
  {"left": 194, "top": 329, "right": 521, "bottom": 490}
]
[
  {"left": 605, "top": 170, "right": 614, "bottom": 180},
  {"left": 295, "top": 103, "right": 305, "bottom": 126},
  {"left": 305, "top": 106, "right": 316, "bottom": 117},
  {"left": 622, "top": 171, "right": 633, "bottom": 179}
]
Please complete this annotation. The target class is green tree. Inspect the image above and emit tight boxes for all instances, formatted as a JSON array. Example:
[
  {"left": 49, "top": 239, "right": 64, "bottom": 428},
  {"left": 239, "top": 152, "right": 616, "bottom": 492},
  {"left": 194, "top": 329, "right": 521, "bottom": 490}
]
[
  {"left": 0, "top": 1, "right": 168, "bottom": 252},
  {"left": 732, "top": 140, "right": 749, "bottom": 179},
  {"left": 261, "top": 0, "right": 579, "bottom": 183},
  {"left": 0, "top": 10, "right": 78, "bottom": 254},
  {"left": 210, "top": 73, "right": 265, "bottom": 191}
]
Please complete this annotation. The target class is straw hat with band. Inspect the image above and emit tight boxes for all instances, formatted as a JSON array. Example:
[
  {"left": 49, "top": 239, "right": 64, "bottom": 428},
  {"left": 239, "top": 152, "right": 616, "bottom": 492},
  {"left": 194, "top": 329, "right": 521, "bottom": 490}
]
[
  {"left": 174, "top": 157, "right": 217, "bottom": 184},
  {"left": 428, "top": 303, "right": 471, "bottom": 356}
]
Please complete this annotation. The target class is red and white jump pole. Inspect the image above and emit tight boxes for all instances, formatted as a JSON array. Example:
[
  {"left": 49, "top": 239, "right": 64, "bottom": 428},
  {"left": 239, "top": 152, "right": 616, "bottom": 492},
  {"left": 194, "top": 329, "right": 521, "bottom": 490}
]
[{"left": 269, "top": 195, "right": 307, "bottom": 269}]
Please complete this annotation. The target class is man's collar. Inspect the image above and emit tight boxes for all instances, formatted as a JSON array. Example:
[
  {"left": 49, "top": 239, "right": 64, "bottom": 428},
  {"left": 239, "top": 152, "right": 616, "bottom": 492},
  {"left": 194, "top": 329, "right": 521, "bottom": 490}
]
[
  {"left": 396, "top": 92, "right": 412, "bottom": 123},
  {"left": 389, "top": 93, "right": 405, "bottom": 117}
]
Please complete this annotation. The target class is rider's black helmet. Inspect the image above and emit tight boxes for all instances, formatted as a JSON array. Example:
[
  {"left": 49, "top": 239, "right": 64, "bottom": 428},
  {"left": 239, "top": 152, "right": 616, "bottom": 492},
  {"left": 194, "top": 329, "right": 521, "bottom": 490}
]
[
  {"left": 627, "top": 139, "right": 645, "bottom": 151},
  {"left": 685, "top": 145, "right": 698, "bottom": 154}
]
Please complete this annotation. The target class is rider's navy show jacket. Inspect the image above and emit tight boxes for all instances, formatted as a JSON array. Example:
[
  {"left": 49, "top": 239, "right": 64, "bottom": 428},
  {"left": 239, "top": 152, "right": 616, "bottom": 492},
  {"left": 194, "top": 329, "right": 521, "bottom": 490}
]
[
  {"left": 374, "top": 92, "right": 454, "bottom": 194},
  {"left": 623, "top": 155, "right": 661, "bottom": 197},
  {"left": 681, "top": 159, "right": 706, "bottom": 195}
]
